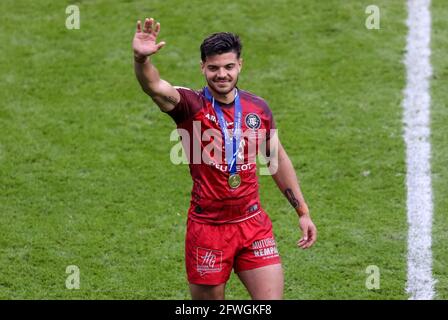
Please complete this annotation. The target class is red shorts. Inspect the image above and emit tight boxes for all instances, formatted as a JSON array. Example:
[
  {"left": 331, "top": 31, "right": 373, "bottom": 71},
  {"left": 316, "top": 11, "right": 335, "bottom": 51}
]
[{"left": 185, "top": 210, "right": 281, "bottom": 285}]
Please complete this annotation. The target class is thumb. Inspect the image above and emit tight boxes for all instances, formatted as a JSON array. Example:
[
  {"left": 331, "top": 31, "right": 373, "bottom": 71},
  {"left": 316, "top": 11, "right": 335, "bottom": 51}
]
[
  {"left": 299, "top": 221, "right": 308, "bottom": 240},
  {"left": 302, "top": 225, "right": 309, "bottom": 241},
  {"left": 157, "top": 41, "right": 166, "bottom": 51}
]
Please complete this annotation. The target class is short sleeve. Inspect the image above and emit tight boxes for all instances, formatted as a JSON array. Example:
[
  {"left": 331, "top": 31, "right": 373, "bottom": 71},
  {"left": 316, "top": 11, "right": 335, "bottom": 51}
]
[
  {"left": 262, "top": 100, "right": 276, "bottom": 141},
  {"left": 165, "top": 87, "right": 203, "bottom": 125}
]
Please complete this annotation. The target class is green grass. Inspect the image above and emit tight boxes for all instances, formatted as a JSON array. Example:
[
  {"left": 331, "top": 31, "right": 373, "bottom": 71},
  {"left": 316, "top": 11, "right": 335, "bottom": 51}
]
[
  {"left": 431, "top": 0, "right": 448, "bottom": 300},
  {"left": 0, "top": 0, "right": 424, "bottom": 299}
]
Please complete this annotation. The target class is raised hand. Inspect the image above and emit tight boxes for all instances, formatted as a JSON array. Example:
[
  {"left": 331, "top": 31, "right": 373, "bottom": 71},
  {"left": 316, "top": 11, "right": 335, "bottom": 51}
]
[{"left": 133, "top": 18, "right": 166, "bottom": 59}]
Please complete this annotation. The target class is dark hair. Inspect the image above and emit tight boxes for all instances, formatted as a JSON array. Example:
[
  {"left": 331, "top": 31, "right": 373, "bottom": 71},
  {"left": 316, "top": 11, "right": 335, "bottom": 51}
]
[{"left": 200, "top": 32, "right": 242, "bottom": 62}]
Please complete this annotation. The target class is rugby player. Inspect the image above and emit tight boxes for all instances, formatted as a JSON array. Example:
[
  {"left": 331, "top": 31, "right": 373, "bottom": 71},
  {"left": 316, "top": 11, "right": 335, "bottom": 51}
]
[{"left": 133, "top": 17, "right": 317, "bottom": 300}]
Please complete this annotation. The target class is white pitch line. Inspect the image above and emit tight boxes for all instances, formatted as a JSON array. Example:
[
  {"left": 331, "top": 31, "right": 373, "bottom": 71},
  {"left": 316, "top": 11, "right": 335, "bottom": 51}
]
[{"left": 403, "top": 0, "right": 436, "bottom": 300}]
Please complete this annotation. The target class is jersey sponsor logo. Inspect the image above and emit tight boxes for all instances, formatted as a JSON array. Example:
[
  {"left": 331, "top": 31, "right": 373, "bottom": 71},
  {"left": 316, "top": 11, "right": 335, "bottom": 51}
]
[
  {"left": 245, "top": 113, "right": 261, "bottom": 129},
  {"left": 170, "top": 121, "right": 278, "bottom": 174},
  {"left": 204, "top": 113, "right": 218, "bottom": 124},
  {"left": 251, "top": 238, "right": 279, "bottom": 259},
  {"left": 208, "top": 161, "right": 254, "bottom": 172},
  {"left": 196, "top": 247, "right": 223, "bottom": 275},
  {"left": 205, "top": 113, "right": 233, "bottom": 127}
]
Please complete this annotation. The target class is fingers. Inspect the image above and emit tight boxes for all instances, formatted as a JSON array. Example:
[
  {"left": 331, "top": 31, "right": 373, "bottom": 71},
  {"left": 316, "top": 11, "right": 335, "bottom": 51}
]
[
  {"left": 297, "top": 226, "right": 317, "bottom": 249},
  {"left": 297, "top": 238, "right": 313, "bottom": 249},
  {"left": 143, "top": 18, "right": 152, "bottom": 33},
  {"left": 138, "top": 18, "right": 161, "bottom": 36},
  {"left": 297, "top": 238, "right": 309, "bottom": 249},
  {"left": 143, "top": 17, "right": 160, "bottom": 34},
  {"left": 156, "top": 41, "right": 166, "bottom": 51}
]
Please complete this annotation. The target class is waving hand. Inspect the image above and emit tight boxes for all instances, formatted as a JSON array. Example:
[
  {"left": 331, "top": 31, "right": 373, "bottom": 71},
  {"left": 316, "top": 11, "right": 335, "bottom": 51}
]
[{"left": 133, "top": 18, "right": 166, "bottom": 58}]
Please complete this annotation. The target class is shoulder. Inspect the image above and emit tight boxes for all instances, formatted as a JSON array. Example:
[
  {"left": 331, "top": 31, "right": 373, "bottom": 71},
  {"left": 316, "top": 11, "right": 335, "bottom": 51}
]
[
  {"left": 165, "top": 87, "right": 205, "bottom": 124},
  {"left": 173, "top": 86, "right": 206, "bottom": 108},
  {"left": 239, "top": 89, "right": 273, "bottom": 116},
  {"left": 174, "top": 86, "right": 203, "bottom": 98}
]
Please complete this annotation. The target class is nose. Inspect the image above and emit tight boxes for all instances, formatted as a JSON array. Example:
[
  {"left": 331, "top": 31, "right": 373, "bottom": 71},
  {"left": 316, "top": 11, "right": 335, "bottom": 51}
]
[{"left": 217, "top": 67, "right": 226, "bottom": 78}]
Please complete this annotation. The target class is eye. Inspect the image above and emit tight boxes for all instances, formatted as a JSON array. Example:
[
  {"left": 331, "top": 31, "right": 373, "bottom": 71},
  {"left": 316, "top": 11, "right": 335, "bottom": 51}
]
[
  {"left": 225, "top": 65, "right": 235, "bottom": 70},
  {"left": 208, "top": 66, "right": 218, "bottom": 71}
]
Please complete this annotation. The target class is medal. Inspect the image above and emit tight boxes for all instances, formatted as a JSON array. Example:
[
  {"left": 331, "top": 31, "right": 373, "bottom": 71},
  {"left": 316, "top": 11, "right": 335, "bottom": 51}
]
[
  {"left": 228, "top": 173, "right": 241, "bottom": 189},
  {"left": 204, "top": 86, "right": 243, "bottom": 189}
]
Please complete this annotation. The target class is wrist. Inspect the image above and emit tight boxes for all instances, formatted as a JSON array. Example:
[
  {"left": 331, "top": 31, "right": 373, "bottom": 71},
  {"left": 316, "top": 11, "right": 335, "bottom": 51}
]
[
  {"left": 296, "top": 205, "right": 310, "bottom": 218},
  {"left": 298, "top": 212, "right": 310, "bottom": 219},
  {"left": 134, "top": 53, "right": 148, "bottom": 64}
]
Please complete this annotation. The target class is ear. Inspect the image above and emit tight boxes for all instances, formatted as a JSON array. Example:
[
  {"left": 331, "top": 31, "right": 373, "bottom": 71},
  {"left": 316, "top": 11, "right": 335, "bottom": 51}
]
[
  {"left": 200, "top": 60, "right": 205, "bottom": 75},
  {"left": 238, "top": 58, "right": 243, "bottom": 72}
]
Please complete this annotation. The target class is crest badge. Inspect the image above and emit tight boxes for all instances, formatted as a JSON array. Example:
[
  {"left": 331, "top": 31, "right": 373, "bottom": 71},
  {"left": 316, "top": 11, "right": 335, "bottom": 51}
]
[{"left": 245, "top": 113, "right": 261, "bottom": 129}]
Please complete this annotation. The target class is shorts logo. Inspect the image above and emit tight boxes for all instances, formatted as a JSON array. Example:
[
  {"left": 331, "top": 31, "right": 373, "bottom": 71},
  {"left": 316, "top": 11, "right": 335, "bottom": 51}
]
[
  {"left": 247, "top": 203, "right": 259, "bottom": 214},
  {"left": 251, "top": 238, "right": 279, "bottom": 259},
  {"left": 196, "top": 247, "right": 223, "bottom": 275},
  {"left": 245, "top": 113, "right": 261, "bottom": 129}
]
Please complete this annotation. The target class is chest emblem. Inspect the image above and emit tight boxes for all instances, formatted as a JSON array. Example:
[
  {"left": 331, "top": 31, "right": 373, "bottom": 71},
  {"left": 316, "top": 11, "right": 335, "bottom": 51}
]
[{"left": 245, "top": 113, "right": 261, "bottom": 129}]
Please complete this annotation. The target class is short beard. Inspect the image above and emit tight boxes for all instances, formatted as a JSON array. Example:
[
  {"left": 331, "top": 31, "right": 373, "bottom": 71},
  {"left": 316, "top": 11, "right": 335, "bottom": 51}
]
[{"left": 207, "top": 77, "right": 239, "bottom": 96}]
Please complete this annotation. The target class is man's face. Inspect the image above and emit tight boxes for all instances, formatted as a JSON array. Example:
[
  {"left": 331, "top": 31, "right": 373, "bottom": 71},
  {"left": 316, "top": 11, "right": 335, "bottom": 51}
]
[{"left": 201, "top": 51, "right": 242, "bottom": 95}]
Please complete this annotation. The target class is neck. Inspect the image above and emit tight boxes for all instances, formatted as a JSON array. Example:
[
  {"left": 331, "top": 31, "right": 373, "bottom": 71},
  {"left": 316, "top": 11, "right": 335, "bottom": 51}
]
[{"left": 208, "top": 86, "right": 236, "bottom": 104}]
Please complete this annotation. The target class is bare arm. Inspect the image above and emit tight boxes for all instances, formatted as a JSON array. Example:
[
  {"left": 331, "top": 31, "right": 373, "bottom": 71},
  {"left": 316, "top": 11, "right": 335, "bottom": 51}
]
[
  {"left": 266, "top": 136, "right": 317, "bottom": 249},
  {"left": 133, "top": 18, "right": 180, "bottom": 112}
]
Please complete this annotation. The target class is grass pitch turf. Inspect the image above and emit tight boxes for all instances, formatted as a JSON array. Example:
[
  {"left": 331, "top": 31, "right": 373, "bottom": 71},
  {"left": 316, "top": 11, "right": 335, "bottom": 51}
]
[
  {"left": 0, "top": 0, "right": 444, "bottom": 299},
  {"left": 431, "top": 0, "right": 448, "bottom": 300}
]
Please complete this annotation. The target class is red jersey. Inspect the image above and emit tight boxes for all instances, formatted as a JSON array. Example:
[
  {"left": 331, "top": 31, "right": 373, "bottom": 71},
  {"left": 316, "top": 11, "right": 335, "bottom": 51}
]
[{"left": 166, "top": 87, "right": 276, "bottom": 224}]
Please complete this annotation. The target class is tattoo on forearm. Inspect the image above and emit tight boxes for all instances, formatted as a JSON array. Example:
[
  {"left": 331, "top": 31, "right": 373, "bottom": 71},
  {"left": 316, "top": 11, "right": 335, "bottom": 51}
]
[
  {"left": 284, "top": 188, "right": 300, "bottom": 208},
  {"left": 163, "top": 96, "right": 177, "bottom": 106}
]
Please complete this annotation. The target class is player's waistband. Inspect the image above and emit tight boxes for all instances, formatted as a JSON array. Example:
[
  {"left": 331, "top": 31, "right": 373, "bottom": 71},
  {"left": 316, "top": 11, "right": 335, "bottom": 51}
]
[{"left": 188, "top": 193, "right": 262, "bottom": 224}]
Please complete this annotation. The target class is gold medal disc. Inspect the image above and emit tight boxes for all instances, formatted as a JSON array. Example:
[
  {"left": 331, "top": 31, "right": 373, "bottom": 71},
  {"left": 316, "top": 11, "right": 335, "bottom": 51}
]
[{"left": 228, "top": 174, "right": 241, "bottom": 189}]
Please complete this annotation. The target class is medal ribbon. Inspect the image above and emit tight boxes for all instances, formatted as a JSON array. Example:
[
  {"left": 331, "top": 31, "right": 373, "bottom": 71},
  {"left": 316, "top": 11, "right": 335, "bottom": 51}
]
[{"left": 204, "top": 86, "right": 242, "bottom": 176}]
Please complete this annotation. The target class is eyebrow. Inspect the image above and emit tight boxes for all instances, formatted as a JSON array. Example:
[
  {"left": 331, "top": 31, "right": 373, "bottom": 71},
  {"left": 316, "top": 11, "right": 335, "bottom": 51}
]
[{"left": 207, "top": 63, "right": 236, "bottom": 68}]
